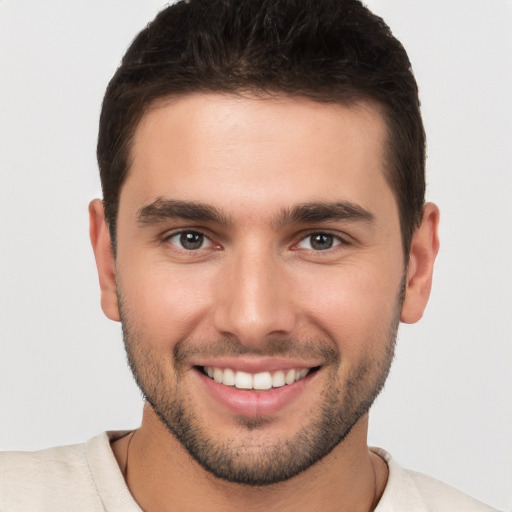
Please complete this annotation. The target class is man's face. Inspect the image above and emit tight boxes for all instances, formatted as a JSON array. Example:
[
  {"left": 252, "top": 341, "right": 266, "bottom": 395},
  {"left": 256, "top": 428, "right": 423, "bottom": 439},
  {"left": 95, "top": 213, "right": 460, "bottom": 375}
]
[{"left": 113, "top": 94, "right": 406, "bottom": 484}]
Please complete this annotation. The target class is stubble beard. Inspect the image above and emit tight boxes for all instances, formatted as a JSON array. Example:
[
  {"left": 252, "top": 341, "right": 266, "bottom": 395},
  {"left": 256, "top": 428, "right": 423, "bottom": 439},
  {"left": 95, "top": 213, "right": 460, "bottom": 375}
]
[{"left": 119, "top": 297, "right": 399, "bottom": 486}]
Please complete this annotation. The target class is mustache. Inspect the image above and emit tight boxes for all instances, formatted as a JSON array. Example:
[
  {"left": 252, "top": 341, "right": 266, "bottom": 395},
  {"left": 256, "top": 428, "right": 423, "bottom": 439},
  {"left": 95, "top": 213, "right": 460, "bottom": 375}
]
[{"left": 173, "top": 335, "right": 340, "bottom": 365}]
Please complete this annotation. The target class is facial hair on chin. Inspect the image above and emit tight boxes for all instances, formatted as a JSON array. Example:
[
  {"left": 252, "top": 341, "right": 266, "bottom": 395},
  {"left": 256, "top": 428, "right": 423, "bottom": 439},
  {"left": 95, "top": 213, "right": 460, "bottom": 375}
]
[{"left": 117, "top": 292, "right": 400, "bottom": 486}]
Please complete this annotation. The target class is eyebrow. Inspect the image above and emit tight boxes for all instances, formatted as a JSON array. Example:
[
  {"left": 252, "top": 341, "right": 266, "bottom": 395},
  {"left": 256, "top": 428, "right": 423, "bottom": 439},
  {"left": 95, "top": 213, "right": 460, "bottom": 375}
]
[
  {"left": 137, "top": 198, "right": 374, "bottom": 227},
  {"left": 275, "top": 201, "right": 375, "bottom": 226},
  {"left": 137, "top": 198, "right": 231, "bottom": 226}
]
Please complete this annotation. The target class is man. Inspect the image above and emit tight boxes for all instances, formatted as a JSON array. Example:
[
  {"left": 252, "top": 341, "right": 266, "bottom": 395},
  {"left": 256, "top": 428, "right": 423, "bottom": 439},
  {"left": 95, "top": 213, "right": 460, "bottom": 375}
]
[{"left": 0, "top": 1, "right": 502, "bottom": 510}]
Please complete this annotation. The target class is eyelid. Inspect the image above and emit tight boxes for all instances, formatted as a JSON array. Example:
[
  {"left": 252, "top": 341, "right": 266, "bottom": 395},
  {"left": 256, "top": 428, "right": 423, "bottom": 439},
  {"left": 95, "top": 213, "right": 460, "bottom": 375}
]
[
  {"left": 159, "top": 227, "right": 351, "bottom": 252},
  {"left": 162, "top": 228, "right": 219, "bottom": 251},
  {"left": 292, "top": 230, "right": 350, "bottom": 251}
]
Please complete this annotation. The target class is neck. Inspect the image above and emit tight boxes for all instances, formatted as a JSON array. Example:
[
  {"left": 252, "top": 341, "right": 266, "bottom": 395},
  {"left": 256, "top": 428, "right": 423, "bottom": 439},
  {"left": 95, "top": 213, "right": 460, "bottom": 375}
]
[{"left": 112, "top": 406, "right": 388, "bottom": 512}]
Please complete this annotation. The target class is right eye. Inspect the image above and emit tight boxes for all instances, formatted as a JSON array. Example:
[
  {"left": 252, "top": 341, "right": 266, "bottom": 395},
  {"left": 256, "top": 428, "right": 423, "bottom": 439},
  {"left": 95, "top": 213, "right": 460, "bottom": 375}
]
[{"left": 166, "top": 231, "right": 212, "bottom": 251}]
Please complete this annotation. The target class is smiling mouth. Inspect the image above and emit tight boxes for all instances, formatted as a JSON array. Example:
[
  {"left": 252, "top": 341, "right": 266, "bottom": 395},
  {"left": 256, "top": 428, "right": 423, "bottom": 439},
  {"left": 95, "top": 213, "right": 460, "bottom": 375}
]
[{"left": 200, "top": 366, "right": 320, "bottom": 391}]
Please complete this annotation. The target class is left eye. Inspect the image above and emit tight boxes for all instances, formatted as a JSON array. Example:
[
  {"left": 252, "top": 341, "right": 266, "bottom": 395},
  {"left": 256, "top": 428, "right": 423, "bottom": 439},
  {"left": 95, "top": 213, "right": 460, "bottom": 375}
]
[
  {"left": 297, "top": 233, "right": 341, "bottom": 251},
  {"left": 167, "top": 231, "right": 210, "bottom": 250}
]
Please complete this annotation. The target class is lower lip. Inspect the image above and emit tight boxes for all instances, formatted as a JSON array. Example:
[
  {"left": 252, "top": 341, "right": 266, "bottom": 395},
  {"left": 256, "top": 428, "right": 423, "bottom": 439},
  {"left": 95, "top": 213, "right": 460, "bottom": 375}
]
[{"left": 197, "top": 369, "right": 314, "bottom": 417}]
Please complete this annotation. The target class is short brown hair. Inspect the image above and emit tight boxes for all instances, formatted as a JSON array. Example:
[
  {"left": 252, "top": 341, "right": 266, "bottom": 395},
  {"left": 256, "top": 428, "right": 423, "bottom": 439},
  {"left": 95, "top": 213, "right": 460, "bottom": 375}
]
[{"left": 97, "top": 0, "right": 425, "bottom": 255}]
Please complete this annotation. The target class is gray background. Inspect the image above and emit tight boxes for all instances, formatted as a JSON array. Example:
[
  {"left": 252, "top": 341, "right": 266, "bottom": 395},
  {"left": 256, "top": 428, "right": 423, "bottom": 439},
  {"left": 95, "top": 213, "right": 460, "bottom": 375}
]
[{"left": 1, "top": 1, "right": 510, "bottom": 510}]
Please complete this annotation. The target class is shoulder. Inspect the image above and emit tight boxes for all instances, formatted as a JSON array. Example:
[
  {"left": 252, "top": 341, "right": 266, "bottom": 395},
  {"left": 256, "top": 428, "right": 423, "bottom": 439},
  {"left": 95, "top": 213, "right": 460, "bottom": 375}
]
[
  {"left": 373, "top": 448, "right": 501, "bottom": 512},
  {"left": 0, "top": 432, "right": 133, "bottom": 511}
]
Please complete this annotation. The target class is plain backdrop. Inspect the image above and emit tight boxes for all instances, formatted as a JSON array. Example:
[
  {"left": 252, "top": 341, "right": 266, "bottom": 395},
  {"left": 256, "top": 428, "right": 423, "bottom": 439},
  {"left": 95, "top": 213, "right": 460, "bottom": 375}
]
[{"left": 0, "top": 1, "right": 510, "bottom": 510}]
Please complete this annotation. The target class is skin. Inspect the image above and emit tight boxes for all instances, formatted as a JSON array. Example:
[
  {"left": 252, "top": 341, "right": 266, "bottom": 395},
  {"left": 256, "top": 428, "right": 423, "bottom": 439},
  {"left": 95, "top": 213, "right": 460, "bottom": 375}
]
[{"left": 90, "top": 93, "right": 439, "bottom": 512}]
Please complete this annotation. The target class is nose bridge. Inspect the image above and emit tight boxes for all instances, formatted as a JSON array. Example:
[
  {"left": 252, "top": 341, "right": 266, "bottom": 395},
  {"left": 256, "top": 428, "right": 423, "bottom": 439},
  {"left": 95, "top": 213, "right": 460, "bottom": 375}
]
[{"left": 213, "top": 240, "right": 295, "bottom": 344}]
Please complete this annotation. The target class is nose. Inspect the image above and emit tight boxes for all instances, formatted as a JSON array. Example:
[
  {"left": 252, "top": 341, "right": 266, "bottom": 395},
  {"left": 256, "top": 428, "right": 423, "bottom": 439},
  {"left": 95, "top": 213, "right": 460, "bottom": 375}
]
[{"left": 212, "top": 246, "right": 297, "bottom": 347}]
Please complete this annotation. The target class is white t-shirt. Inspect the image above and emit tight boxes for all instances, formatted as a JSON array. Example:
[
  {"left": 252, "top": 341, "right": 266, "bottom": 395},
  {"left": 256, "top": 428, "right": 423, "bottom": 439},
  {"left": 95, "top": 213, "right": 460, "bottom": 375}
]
[{"left": 0, "top": 431, "right": 500, "bottom": 511}]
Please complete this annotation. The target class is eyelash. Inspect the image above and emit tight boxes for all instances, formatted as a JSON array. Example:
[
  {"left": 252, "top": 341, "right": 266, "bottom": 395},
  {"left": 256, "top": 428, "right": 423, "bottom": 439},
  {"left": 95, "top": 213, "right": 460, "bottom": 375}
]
[
  {"left": 164, "top": 230, "right": 217, "bottom": 252},
  {"left": 295, "top": 231, "right": 345, "bottom": 252},
  {"left": 162, "top": 229, "right": 348, "bottom": 253}
]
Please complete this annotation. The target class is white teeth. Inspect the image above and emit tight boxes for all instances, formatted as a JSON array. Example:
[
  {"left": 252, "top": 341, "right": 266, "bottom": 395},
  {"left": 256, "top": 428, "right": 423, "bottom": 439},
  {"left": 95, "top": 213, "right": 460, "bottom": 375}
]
[
  {"left": 204, "top": 366, "right": 311, "bottom": 390},
  {"left": 285, "top": 369, "right": 296, "bottom": 385},
  {"left": 213, "top": 368, "right": 223, "bottom": 383},
  {"left": 272, "top": 370, "right": 286, "bottom": 388},
  {"left": 234, "top": 370, "right": 253, "bottom": 389},
  {"left": 253, "top": 372, "right": 272, "bottom": 390},
  {"left": 222, "top": 368, "right": 235, "bottom": 386},
  {"left": 297, "top": 368, "right": 308, "bottom": 380}
]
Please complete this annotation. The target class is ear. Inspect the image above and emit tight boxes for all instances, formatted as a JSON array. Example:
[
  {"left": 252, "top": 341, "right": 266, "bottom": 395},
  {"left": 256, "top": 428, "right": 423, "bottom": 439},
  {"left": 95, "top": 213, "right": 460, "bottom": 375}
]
[
  {"left": 400, "top": 202, "right": 440, "bottom": 324},
  {"left": 89, "top": 199, "right": 120, "bottom": 322}
]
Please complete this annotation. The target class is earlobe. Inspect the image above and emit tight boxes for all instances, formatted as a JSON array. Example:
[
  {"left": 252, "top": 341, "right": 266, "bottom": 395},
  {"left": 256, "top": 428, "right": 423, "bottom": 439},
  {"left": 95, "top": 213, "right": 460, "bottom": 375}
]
[
  {"left": 89, "top": 199, "right": 121, "bottom": 322},
  {"left": 400, "top": 203, "right": 440, "bottom": 324}
]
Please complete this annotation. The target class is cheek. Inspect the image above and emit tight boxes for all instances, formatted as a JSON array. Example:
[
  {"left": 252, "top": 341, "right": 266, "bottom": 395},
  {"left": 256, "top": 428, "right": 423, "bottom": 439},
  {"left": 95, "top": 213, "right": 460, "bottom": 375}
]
[
  {"left": 298, "top": 263, "right": 402, "bottom": 350},
  {"left": 117, "top": 260, "right": 216, "bottom": 346}
]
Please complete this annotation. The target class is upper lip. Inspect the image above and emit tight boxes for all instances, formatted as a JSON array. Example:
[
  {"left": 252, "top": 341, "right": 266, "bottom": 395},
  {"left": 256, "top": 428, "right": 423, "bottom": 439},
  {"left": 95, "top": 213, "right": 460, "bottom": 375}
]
[{"left": 191, "top": 356, "right": 322, "bottom": 373}]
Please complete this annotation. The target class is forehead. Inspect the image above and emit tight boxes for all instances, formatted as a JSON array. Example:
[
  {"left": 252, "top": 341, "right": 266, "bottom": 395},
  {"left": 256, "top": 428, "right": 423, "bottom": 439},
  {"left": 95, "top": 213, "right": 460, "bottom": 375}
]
[{"left": 123, "top": 93, "right": 396, "bottom": 222}]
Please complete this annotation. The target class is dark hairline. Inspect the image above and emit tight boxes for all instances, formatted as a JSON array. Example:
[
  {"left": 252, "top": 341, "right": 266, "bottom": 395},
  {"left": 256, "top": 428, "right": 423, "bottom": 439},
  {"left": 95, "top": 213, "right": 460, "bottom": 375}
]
[{"left": 106, "top": 89, "right": 417, "bottom": 259}]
